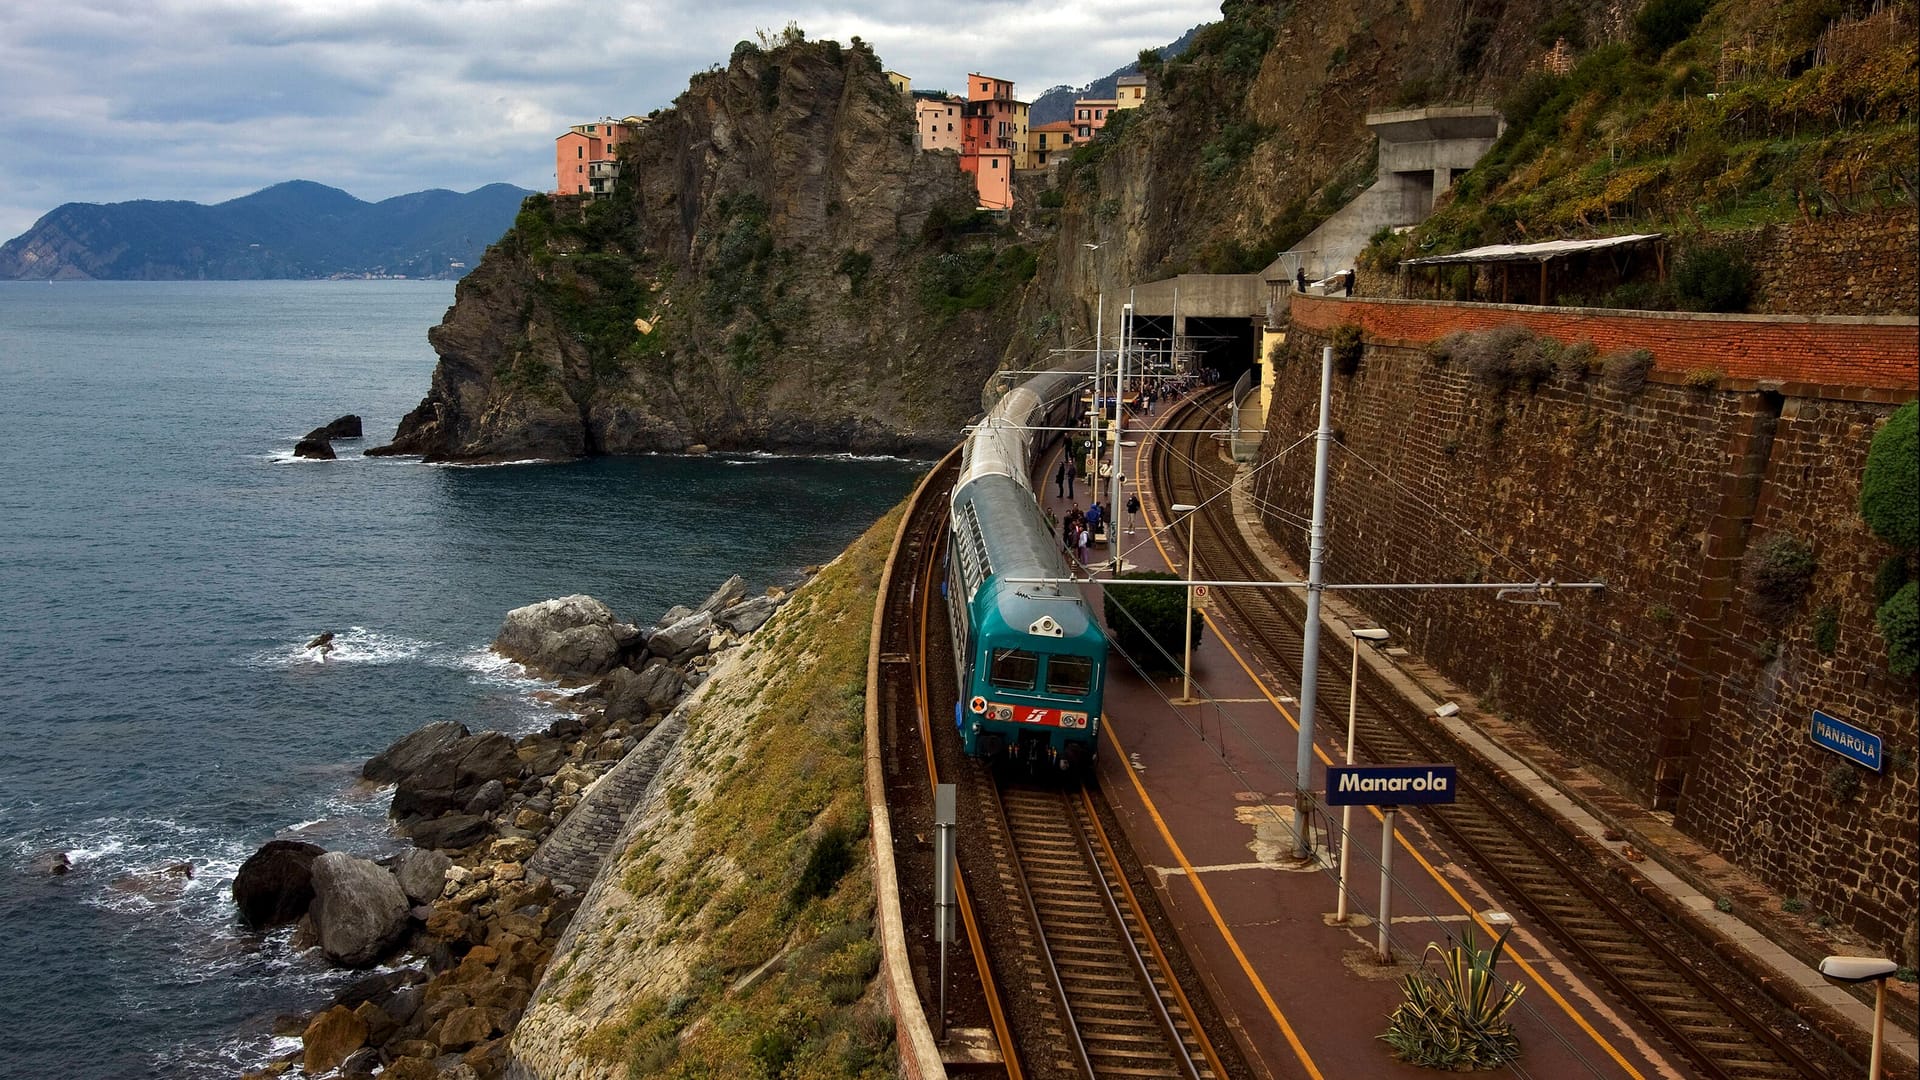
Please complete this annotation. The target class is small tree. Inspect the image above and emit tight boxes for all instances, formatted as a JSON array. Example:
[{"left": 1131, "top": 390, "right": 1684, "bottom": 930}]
[
  {"left": 1860, "top": 401, "right": 1918, "bottom": 676},
  {"left": 1104, "top": 571, "right": 1203, "bottom": 674}
]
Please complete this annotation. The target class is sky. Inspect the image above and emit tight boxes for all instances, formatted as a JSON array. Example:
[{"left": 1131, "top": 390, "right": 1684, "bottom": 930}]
[{"left": 0, "top": 0, "right": 1218, "bottom": 240}]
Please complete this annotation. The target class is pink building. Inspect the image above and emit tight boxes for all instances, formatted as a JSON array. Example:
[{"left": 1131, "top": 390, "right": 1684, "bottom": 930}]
[
  {"left": 1072, "top": 97, "right": 1117, "bottom": 142},
  {"left": 554, "top": 118, "right": 640, "bottom": 197},
  {"left": 915, "top": 94, "right": 964, "bottom": 152},
  {"left": 961, "top": 148, "right": 1015, "bottom": 211}
]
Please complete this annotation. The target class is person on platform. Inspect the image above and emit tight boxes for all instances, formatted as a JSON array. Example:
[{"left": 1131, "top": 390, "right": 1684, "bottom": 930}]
[
  {"left": 1085, "top": 501, "right": 1104, "bottom": 541},
  {"left": 1295, "top": 266, "right": 1308, "bottom": 293},
  {"left": 1055, "top": 460, "right": 1067, "bottom": 498},
  {"left": 1065, "top": 456, "right": 1077, "bottom": 499}
]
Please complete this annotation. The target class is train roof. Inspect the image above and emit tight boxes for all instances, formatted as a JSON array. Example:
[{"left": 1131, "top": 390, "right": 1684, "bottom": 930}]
[{"left": 953, "top": 473, "right": 1097, "bottom": 644}]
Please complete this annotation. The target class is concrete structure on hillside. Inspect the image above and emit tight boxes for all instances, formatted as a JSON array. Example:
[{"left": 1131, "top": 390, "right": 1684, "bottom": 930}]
[
  {"left": 554, "top": 117, "right": 645, "bottom": 197},
  {"left": 1072, "top": 97, "right": 1118, "bottom": 141},
  {"left": 1026, "top": 121, "right": 1077, "bottom": 168},
  {"left": 1262, "top": 106, "right": 1504, "bottom": 294},
  {"left": 914, "top": 93, "right": 964, "bottom": 152},
  {"left": 1115, "top": 74, "right": 1148, "bottom": 109}
]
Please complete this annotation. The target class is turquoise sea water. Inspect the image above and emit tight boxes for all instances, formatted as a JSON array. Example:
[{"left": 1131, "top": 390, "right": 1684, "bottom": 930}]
[{"left": 0, "top": 281, "right": 927, "bottom": 1078}]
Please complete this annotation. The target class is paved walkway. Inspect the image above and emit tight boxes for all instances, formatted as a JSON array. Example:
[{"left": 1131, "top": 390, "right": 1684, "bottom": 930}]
[
  {"left": 528, "top": 710, "right": 687, "bottom": 892},
  {"left": 1032, "top": 396, "right": 1918, "bottom": 1080}
]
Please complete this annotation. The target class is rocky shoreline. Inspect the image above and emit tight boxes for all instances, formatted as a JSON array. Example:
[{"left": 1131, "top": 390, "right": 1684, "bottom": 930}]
[{"left": 235, "top": 573, "right": 807, "bottom": 1079}]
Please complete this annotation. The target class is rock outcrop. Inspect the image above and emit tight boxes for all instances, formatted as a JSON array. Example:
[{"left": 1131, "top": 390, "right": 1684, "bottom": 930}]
[
  {"left": 368, "top": 38, "right": 1011, "bottom": 462},
  {"left": 305, "top": 415, "right": 363, "bottom": 441},
  {"left": 309, "top": 852, "right": 411, "bottom": 968},
  {"left": 491, "top": 595, "right": 639, "bottom": 679},
  {"left": 292, "top": 437, "right": 336, "bottom": 460}
]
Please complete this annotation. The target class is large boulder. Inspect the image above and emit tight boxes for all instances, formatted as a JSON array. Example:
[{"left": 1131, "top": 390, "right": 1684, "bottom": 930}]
[
  {"left": 493, "top": 595, "right": 640, "bottom": 679},
  {"left": 392, "top": 849, "right": 453, "bottom": 904},
  {"left": 599, "top": 661, "right": 685, "bottom": 726},
  {"left": 365, "top": 721, "right": 470, "bottom": 784},
  {"left": 716, "top": 594, "right": 778, "bottom": 636},
  {"left": 293, "top": 437, "right": 336, "bottom": 460},
  {"left": 233, "top": 840, "right": 327, "bottom": 930},
  {"left": 306, "top": 415, "right": 363, "bottom": 441},
  {"left": 692, "top": 574, "right": 747, "bottom": 617},
  {"left": 389, "top": 732, "right": 521, "bottom": 820},
  {"left": 309, "top": 852, "right": 411, "bottom": 968},
  {"left": 645, "top": 611, "right": 713, "bottom": 663},
  {"left": 403, "top": 813, "right": 492, "bottom": 851}
]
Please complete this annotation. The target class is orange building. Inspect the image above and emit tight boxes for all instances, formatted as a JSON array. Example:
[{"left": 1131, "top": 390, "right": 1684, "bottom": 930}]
[
  {"left": 554, "top": 118, "right": 641, "bottom": 197},
  {"left": 962, "top": 73, "right": 1028, "bottom": 161},
  {"left": 961, "top": 148, "right": 1016, "bottom": 211}
]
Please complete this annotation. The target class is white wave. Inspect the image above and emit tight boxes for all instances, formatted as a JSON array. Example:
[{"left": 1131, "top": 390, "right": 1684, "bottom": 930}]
[
  {"left": 423, "top": 457, "right": 555, "bottom": 469},
  {"left": 242, "top": 626, "right": 437, "bottom": 669}
]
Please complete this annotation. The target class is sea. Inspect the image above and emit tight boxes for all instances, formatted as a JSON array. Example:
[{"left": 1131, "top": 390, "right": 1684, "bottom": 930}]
[{"left": 0, "top": 280, "right": 928, "bottom": 1079}]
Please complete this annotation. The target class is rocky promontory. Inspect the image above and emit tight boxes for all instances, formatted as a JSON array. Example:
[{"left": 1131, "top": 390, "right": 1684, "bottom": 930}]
[
  {"left": 369, "top": 37, "right": 1019, "bottom": 463},
  {"left": 240, "top": 572, "right": 808, "bottom": 1079}
]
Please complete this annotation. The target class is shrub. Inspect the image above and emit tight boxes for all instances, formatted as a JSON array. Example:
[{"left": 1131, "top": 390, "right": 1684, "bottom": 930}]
[
  {"left": 1458, "top": 325, "right": 1552, "bottom": 392},
  {"left": 1671, "top": 246, "right": 1757, "bottom": 313},
  {"left": 1038, "top": 187, "right": 1066, "bottom": 209},
  {"left": 1860, "top": 401, "right": 1918, "bottom": 551},
  {"left": 1554, "top": 339, "right": 1598, "bottom": 380},
  {"left": 1824, "top": 765, "right": 1862, "bottom": 801},
  {"left": 1634, "top": 0, "right": 1709, "bottom": 57},
  {"left": 1381, "top": 931, "right": 1525, "bottom": 1069},
  {"left": 1878, "top": 581, "right": 1918, "bottom": 677},
  {"left": 1330, "top": 324, "right": 1364, "bottom": 375},
  {"left": 788, "top": 822, "right": 861, "bottom": 909},
  {"left": 1813, "top": 605, "right": 1840, "bottom": 654},
  {"left": 1601, "top": 347, "right": 1655, "bottom": 393},
  {"left": 1876, "top": 556, "right": 1910, "bottom": 605},
  {"left": 1105, "top": 571, "right": 1203, "bottom": 674},
  {"left": 1744, "top": 533, "right": 1818, "bottom": 621}
]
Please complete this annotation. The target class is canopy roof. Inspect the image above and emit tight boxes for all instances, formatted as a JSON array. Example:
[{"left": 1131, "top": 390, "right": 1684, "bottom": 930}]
[{"left": 1404, "top": 233, "right": 1664, "bottom": 266}]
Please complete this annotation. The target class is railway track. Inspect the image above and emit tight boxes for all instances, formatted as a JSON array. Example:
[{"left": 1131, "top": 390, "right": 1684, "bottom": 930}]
[
  {"left": 877, "top": 434, "right": 1245, "bottom": 1080},
  {"left": 1147, "top": 387, "right": 1847, "bottom": 1080}
]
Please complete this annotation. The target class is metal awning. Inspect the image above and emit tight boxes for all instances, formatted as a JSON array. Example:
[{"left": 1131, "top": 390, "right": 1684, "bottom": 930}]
[{"left": 1404, "top": 233, "right": 1665, "bottom": 266}]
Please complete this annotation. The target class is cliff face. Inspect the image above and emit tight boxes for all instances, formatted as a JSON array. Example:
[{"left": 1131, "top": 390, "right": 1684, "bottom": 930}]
[{"left": 379, "top": 39, "right": 1016, "bottom": 461}]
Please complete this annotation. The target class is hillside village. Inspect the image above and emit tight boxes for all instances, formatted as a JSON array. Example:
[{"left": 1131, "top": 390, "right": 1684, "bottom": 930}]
[{"left": 552, "top": 70, "right": 1147, "bottom": 212}]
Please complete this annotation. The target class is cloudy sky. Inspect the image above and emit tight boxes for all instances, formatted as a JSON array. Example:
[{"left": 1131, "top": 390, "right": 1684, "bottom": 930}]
[{"left": 0, "top": 0, "right": 1217, "bottom": 240}]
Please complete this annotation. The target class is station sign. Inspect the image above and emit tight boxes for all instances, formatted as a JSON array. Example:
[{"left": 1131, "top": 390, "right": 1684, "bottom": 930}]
[
  {"left": 1326, "top": 764, "right": 1459, "bottom": 807},
  {"left": 1810, "top": 709, "right": 1882, "bottom": 772}
]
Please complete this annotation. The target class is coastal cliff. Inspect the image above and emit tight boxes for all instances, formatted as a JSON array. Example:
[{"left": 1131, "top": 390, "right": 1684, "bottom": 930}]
[{"left": 376, "top": 37, "right": 1021, "bottom": 461}]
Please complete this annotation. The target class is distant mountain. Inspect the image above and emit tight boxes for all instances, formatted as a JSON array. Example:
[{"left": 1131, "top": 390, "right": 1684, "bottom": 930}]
[
  {"left": 0, "top": 180, "right": 535, "bottom": 281},
  {"left": 1028, "top": 25, "right": 1202, "bottom": 126}
]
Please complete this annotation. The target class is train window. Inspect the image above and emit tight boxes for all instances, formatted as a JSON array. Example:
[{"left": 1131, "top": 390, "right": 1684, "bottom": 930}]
[
  {"left": 988, "top": 648, "right": 1038, "bottom": 690},
  {"left": 1047, "top": 655, "right": 1093, "bottom": 695}
]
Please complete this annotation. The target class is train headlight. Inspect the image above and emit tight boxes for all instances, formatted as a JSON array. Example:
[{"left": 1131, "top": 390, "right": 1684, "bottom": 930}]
[
  {"left": 989, "top": 704, "right": 1013, "bottom": 722},
  {"left": 1062, "top": 712, "right": 1088, "bottom": 729}
]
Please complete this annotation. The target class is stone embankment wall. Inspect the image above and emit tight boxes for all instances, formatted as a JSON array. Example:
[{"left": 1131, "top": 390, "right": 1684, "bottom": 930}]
[
  {"left": 1733, "top": 208, "right": 1919, "bottom": 318},
  {"left": 1261, "top": 295, "right": 1918, "bottom": 959}
]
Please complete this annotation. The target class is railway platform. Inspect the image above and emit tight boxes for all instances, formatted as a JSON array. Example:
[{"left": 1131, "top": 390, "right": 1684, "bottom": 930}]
[{"left": 1030, "top": 404, "right": 1918, "bottom": 1080}]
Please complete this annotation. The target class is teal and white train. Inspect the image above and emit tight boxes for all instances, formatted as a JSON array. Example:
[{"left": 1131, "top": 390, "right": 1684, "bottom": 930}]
[{"left": 945, "top": 363, "right": 1108, "bottom": 773}]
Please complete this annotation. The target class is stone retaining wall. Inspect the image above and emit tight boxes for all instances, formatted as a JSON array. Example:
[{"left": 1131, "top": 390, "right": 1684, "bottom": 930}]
[{"left": 1253, "top": 315, "right": 1917, "bottom": 960}]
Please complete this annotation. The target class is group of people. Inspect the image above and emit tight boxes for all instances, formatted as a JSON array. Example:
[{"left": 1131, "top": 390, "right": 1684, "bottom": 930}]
[
  {"left": 1295, "top": 266, "right": 1358, "bottom": 296},
  {"left": 1060, "top": 501, "right": 1105, "bottom": 567}
]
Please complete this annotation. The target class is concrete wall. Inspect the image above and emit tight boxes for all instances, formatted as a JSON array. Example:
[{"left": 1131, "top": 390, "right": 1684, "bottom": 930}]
[{"left": 1255, "top": 296, "right": 1918, "bottom": 961}]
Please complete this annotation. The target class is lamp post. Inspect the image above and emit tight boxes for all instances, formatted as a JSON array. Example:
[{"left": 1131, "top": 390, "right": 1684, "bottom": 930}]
[
  {"left": 1335, "top": 627, "right": 1390, "bottom": 923},
  {"left": 1819, "top": 955, "right": 1900, "bottom": 1079},
  {"left": 1171, "top": 503, "right": 1200, "bottom": 704}
]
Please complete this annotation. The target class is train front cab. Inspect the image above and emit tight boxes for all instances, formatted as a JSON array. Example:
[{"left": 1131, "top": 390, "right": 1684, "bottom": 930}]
[{"left": 959, "top": 618, "right": 1104, "bottom": 774}]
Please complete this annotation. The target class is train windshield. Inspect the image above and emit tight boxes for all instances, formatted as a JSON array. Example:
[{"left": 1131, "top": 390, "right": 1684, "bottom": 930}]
[
  {"left": 988, "top": 648, "right": 1038, "bottom": 690},
  {"left": 1046, "top": 655, "right": 1094, "bottom": 695}
]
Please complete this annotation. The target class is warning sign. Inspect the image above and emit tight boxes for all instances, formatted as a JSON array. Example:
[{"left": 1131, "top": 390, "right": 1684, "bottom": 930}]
[{"left": 1193, "top": 584, "right": 1211, "bottom": 610}]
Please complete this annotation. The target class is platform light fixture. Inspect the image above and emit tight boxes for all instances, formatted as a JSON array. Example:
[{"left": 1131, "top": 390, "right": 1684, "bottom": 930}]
[{"left": 1819, "top": 955, "right": 1899, "bottom": 1079}]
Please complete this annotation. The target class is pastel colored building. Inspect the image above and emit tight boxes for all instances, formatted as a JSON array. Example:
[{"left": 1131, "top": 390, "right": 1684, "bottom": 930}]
[
  {"left": 1071, "top": 97, "right": 1117, "bottom": 141},
  {"left": 1115, "top": 74, "right": 1148, "bottom": 109},
  {"left": 886, "top": 70, "right": 912, "bottom": 95},
  {"left": 1026, "top": 121, "right": 1077, "bottom": 168},
  {"left": 554, "top": 117, "right": 642, "bottom": 197},
  {"left": 960, "top": 148, "right": 1016, "bottom": 211},
  {"left": 915, "top": 93, "right": 965, "bottom": 152},
  {"left": 963, "top": 73, "right": 1028, "bottom": 161}
]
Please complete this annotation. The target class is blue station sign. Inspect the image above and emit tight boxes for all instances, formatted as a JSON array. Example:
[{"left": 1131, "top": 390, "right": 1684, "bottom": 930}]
[
  {"left": 1326, "top": 764, "right": 1460, "bottom": 807},
  {"left": 1811, "top": 710, "right": 1882, "bottom": 772}
]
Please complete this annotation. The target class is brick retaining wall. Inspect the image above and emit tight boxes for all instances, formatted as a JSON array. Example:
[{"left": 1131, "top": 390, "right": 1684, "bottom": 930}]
[
  {"left": 1291, "top": 294, "right": 1918, "bottom": 394},
  {"left": 1253, "top": 313, "right": 1918, "bottom": 960}
]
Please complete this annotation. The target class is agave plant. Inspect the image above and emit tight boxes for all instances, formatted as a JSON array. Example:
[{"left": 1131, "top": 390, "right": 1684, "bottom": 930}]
[{"left": 1381, "top": 928, "right": 1525, "bottom": 1070}]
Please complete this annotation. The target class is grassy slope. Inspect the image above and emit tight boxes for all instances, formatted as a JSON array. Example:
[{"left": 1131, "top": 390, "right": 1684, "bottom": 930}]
[{"left": 528, "top": 504, "right": 904, "bottom": 1079}]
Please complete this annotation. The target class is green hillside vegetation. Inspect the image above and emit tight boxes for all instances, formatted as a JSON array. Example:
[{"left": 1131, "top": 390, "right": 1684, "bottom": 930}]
[{"left": 1372, "top": 0, "right": 1916, "bottom": 270}]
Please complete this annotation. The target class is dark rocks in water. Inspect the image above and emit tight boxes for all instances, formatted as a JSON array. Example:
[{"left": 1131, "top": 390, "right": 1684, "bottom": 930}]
[
  {"left": 332, "top": 967, "right": 423, "bottom": 1010},
  {"left": 109, "top": 861, "right": 195, "bottom": 897},
  {"left": 293, "top": 437, "right": 336, "bottom": 460},
  {"left": 309, "top": 852, "right": 411, "bottom": 968},
  {"left": 492, "top": 595, "right": 641, "bottom": 679},
  {"left": 462, "top": 778, "right": 507, "bottom": 815},
  {"left": 402, "top": 813, "right": 491, "bottom": 851},
  {"left": 545, "top": 715, "right": 584, "bottom": 740},
  {"left": 338, "top": 1045, "right": 381, "bottom": 1078},
  {"left": 364, "top": 720, "right": 468, "bottom": 784},
  {"left": 305, "top": 415, "right": 363, "bottom": 441},
  {"left": 30, "top": 850, "right": 70, "bottom": 876},
  {"left": 302, "top": 1004, "right": 368, "bottom": 1075}
]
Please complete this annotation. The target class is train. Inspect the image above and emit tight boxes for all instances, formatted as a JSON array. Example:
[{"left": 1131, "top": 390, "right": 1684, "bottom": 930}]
[{"left": 945, "top": 361, "right": 1110, "bottom": 772}]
